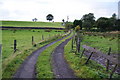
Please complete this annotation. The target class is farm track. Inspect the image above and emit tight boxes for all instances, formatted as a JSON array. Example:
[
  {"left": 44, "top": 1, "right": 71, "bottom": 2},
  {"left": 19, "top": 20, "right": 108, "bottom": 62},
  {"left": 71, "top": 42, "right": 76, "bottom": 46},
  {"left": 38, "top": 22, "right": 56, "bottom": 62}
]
[
  {"left": 52, "top": 36, "right": 77, "bottom": 78},
  {"left": 13, "top": 33, "right": 70, "bottom": 78}
]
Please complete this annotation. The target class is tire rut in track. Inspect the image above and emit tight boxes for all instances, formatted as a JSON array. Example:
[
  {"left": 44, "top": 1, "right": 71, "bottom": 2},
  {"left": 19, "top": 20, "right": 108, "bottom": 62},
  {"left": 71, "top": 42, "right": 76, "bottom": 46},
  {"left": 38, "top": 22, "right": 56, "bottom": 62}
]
[{"left": 52, "top": 36, "right": 77, "bottom": 78}]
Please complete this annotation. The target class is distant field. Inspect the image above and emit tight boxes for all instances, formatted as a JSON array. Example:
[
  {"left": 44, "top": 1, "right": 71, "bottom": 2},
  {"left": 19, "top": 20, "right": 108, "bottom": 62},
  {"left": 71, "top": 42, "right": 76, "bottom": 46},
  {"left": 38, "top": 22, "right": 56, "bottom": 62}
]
[{"left": 0, "top": 21, "right": 64, "bottom": 28}]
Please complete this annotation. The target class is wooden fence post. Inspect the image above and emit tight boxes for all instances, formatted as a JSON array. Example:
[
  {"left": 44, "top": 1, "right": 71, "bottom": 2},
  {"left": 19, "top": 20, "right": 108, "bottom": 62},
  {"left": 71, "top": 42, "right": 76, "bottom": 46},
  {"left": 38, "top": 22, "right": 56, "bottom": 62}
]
[
  {"left": 106, "top": 47, "right": 111, "bottom": 71},
  {"left": 80, "top": 48, "right": 85, "bottom": 58},
  {"left": 85, "top": 52, "right": 93, "bottom": 64},
  {"left": 75, "top": 35, "right": 78, "bottom": 54},
  {"left": 77, "top": 37, "right": 80, "bottom": 53},
  {"left": 42, "top": 35, "right": 44, "bottom": 40},
  {"left": 49, "top": 34, "right": 50, "bottom": 39},
  {"left": 14, "top": 40, "right": 17, "bottom": 53},
  {"left": 73, "top": 36, "right": 76, "bottom": 44},
  {"left": 109, "top": 64, "right": 117, "bottom": 79},
  {"left": 32, "top": 36, "right": 34, "bottom": 45},
  {"left": 71, "top": 38, "right": 74, "bottom": 51},
  {"left": 0, "top": 44, "right": 1, "bottom": 54}
]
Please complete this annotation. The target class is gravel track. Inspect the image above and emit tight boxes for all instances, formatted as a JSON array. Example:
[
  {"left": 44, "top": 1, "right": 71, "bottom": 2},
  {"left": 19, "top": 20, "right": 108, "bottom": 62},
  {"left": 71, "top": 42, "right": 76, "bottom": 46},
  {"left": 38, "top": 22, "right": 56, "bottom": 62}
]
[{"left": 52, "top": 36, "right": 77, "bottom": 78}]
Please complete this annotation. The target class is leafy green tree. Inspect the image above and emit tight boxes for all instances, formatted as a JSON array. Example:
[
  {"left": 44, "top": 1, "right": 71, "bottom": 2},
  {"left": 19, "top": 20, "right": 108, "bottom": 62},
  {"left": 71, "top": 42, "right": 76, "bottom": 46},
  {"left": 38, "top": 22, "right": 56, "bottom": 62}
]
[
  {"left": 34, "top": 18, "right": 37, "bottom": 22},
  {"left": 115, "top": 19, "right": 120, "bottom": 31},
  {"left": 73, "top": 20, "right": 82, "bottom": 30},
  {"left": 62, "top": 19, "right": 65, "bottom": 22},
  {"left": 32, "top": 18, "right": 37, "bottom": 22},
  {"left": 96, "top": 14, "right": 119, "bottom": 31},
  {"left": 111, "top": 13, "right": 117, "bottom": 19},
  {"left": 109, "top": 13, "right": 117, "bottom": 30},
  {"left": 46, "top": 14, "right": 54, "bottom": 22},
  {"left": 81, "top": 13, "right": 95, "bottom": 30},
  {"left": 96, "top": 17, "right": 111, "bottom": 31}
]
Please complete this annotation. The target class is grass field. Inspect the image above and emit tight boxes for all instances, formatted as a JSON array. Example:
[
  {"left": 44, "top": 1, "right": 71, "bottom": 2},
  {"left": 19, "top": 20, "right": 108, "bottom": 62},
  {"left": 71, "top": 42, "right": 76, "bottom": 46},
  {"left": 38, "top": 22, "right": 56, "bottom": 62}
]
[
  {"left": 82, "top": 32, "right": 119, "bottom": 54},
  {"left": 0, "top": 21, "right": 64, "bottom": 28},
  {"left": 2, "top": 29, "right": 65, "bottom": 78}
]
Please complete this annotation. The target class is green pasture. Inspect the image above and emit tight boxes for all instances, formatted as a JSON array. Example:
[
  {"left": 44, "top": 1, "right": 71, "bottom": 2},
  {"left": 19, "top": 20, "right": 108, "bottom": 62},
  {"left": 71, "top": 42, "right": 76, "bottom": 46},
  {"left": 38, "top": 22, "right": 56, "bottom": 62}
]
[
  {"left": 2, "top": 29, "right": 64, "bottom": 78},
  {"left": 0, "top": 21, "right": 64, "bottom": 28},
  {"left": 82, "top": 32, "right": 119, "bottom": 54},
  {"left": 2, "top": 29, "right": 64, "bottom": 60}
]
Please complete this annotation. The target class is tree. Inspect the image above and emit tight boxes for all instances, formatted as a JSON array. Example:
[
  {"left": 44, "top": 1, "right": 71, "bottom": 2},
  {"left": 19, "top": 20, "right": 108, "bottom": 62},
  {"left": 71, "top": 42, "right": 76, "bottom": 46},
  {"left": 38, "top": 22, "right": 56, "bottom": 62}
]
[
  {"left": 81, "top": 13, "right": 95, "bottom": 30},
  {"left": 46, "top": 14, "right": 54, "bottom": 22},
  {"left": 73, "top": 20, "right": 82, "bottom": 30},
  {"left": 111, "top": 13, "right": 117, "bottom": 19},
  {"left": 115, "top": 19, "right": 120, "bottom": 31},
  {"left": 96, "top": 17, "right": 111, "bottom": 31},
  {"left": 34, "top": 18, "right": 37, "bottom": 22},
  {"left": 62, "top": 19, "right": 65, "bottom": 22},
  {"left": 96, "top": 13, "right": 119, "bottom": 31},
  {"left": 109, "top": 13, "right": 117, "bottom": 30},
  {"left": 32, "top": 18, "right": 37, "bottom": 22}
]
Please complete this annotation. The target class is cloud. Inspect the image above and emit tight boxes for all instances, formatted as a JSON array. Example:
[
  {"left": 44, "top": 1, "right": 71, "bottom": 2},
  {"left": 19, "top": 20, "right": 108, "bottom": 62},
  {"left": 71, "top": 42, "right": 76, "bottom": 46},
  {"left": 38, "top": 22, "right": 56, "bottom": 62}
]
[
  {"left": 0, "top": 9, "right": 10, "bottom": 18},
  {"left": 92, "top": 2, "right": 118, "bottom": 19},
  {"left": 0, "top": 0, "right": 119, "bottom": 21}
]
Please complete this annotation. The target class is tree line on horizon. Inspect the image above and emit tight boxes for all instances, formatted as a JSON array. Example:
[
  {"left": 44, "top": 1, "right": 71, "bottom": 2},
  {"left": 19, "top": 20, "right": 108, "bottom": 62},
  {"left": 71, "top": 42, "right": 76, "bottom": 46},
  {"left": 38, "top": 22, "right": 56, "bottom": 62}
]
[
  {"left": 65, "top": 13, "right": 120, "bottom": 31},
  {"left": 31, "top": 13, "right": 119, "bottom": 31}
]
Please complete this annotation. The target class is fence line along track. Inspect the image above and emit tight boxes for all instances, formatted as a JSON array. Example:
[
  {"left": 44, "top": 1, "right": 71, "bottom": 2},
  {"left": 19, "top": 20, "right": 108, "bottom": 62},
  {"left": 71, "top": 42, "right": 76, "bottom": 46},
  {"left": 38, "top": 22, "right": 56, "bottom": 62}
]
[{"left": 82, "top": 45, "right": 119, "bottom": 79}]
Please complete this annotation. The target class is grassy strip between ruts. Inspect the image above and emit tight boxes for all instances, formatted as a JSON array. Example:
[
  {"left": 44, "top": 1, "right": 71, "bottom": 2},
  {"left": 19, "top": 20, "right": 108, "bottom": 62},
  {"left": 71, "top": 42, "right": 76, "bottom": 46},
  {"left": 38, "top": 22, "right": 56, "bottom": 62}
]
[
  {"left": 64, "top": 39, "right": 119, "bottom": 79},
  {"left": 36, "top": 31, "right": 73, "bottom": 78},
  {"left": 2, "top": 31, "right": 70, "bottom": 78}
]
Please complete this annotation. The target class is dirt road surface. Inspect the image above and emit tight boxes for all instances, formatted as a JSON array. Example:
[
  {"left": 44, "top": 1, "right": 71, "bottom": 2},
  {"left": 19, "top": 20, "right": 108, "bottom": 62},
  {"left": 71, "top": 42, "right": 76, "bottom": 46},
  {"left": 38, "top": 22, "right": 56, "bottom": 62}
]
[{"left": 52, "top": 37, "right": 76, "bottom": 78}]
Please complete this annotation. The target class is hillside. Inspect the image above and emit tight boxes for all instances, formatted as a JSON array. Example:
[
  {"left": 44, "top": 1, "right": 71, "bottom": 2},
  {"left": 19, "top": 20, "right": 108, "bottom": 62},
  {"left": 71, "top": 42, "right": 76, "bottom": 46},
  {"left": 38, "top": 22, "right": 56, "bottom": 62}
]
[{"left": 0, "top": 21, "right": 64, "bottom": 28}]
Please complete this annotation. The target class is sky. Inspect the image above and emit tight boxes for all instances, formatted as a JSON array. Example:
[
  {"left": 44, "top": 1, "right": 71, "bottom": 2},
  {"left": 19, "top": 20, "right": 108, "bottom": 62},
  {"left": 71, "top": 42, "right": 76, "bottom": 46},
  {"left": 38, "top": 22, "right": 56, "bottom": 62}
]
[{"left": 0, "top": 0, "right": 119, "bottom": 22}]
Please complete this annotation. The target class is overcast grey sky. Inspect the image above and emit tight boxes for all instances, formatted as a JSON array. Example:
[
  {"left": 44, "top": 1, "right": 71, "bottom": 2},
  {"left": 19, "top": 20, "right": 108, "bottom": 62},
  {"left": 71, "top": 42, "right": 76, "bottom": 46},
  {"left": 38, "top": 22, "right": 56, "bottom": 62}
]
[{"left": 0, "top": 0, "right": 119, "bottom": 22}]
